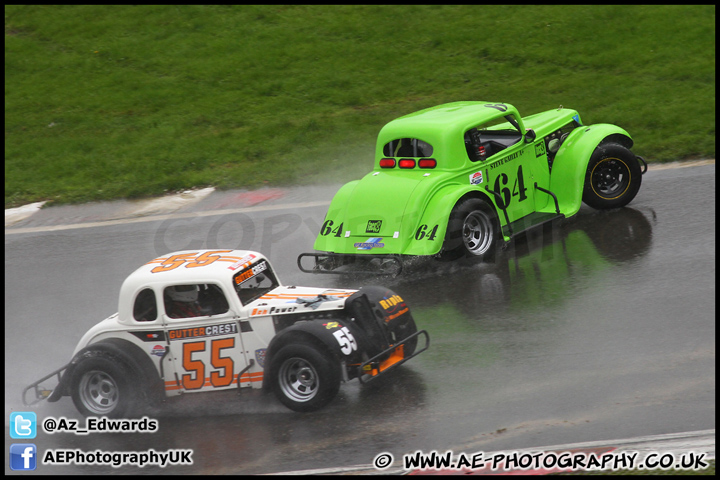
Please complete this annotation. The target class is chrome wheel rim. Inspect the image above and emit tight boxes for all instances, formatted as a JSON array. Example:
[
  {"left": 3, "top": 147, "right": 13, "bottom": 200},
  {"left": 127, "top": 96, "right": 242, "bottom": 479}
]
[
  {"left": 462, "top": 210, "right": 493, "bottom": 255},
  {"left": 79, "top": 370, "right": 119, "bottom": 415},
  {"left": 278, "top": 357, "right": 319, "bottom": 403}
]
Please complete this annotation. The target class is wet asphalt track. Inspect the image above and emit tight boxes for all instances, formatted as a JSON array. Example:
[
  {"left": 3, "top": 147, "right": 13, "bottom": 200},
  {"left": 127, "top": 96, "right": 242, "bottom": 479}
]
[{"left": 4, "top": 161, "right": 715, "bottom": 474}]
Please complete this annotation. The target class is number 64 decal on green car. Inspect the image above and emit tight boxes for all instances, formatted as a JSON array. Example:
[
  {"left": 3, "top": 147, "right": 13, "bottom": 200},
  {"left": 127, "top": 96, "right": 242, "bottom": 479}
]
[{"left": 298, "top": 101, "right": 646, "bottom": 275}]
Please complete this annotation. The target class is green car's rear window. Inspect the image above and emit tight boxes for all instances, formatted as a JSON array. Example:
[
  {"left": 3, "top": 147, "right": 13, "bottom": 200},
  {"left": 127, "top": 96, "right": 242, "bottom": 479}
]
[{"left": 383, "top": 138, "right": 434, "bottom": 157}]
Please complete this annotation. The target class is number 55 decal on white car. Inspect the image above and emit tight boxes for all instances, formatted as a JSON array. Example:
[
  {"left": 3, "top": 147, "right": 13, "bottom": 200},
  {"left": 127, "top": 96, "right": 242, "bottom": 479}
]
[{"left": 333, "top": 326, "right": 357, "bottom": 355}]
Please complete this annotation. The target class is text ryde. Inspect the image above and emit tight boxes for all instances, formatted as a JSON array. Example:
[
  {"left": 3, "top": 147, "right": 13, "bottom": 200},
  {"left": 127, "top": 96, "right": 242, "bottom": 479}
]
[{"left": 379, "top": 294, "right": 404, "bottom": 310}]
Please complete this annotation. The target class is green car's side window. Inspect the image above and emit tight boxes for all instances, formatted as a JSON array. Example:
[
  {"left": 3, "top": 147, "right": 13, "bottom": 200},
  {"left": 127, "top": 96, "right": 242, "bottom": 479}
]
[
  {"left": 383, "top": 138, "right": 433, "bottom": 157},
  {"left": 465, "top": 114, "right": 523, "bottom": 162}
]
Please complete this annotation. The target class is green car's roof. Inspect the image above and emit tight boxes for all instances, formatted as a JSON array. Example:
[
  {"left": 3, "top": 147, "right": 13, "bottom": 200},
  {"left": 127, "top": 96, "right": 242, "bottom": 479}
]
[
  {"left": 376, "top": 101, "right": 520, "bottom": 161},
  {"left": 395, "top": 101, "right": 508, "bottom": 122},
  {"left": 382, "top": 101, "right": 516, "bottom": 138}
]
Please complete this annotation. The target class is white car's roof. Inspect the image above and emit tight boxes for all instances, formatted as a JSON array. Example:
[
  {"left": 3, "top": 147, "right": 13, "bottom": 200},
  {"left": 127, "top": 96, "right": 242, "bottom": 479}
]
[
  {"left": 120, "top": 249, "right": 267, "bottom": 302},
  {"left": 139, "top": 249, "right": 261, "bottom": 279}
]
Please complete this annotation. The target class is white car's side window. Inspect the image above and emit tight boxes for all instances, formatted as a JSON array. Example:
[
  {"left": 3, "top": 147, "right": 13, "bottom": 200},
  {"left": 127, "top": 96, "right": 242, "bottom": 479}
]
[
  {"left": 163, "top": 283, "right": 230, "bottom": 319},
  {"left": 133, "top": 288, "right": 158, "bottom": 322}
]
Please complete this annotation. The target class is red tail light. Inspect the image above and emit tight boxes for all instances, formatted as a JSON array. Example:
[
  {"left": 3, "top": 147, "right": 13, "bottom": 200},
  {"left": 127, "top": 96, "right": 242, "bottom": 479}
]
[
  {"left": 398, "top": 159, "right": 416, "bottom": 169},
  {"left": 418, "top": 158, "right": 437, "bottom": 168},
  {"left": 379, "top": 158, "right": 396, "bottom": 168}
]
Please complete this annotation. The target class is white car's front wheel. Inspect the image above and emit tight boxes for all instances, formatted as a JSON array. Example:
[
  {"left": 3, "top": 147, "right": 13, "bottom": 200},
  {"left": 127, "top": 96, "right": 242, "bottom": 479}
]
[
  {"left": 270, "top": 343, "right": 340, "bottom": 412},
  {"left": 70, "top": 351, "right": 136, "bottom": 417}
]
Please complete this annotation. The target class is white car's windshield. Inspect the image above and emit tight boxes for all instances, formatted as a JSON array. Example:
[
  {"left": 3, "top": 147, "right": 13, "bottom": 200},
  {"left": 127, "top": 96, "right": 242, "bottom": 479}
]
[{"left": 232, "top": 259, "right": 279, "bottom": 305}]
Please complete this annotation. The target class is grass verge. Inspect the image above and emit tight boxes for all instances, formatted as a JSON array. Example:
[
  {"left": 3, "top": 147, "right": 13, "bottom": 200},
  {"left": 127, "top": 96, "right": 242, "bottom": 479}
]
[{"left": 5, "top": 5, "right": 715, "bottom": 207}]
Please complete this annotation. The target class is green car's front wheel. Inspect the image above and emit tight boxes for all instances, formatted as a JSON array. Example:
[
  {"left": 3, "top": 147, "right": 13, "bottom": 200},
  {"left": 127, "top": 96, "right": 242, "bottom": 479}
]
[
  {"left": 583, "top": 143, "right": 642, "bottom": 209},
  {"left": 441, "top": 198, "right": 498, "bottom": 260}
]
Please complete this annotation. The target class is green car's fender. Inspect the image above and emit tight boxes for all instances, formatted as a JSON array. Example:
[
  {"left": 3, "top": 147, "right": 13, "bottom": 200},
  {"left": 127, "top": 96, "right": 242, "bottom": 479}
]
[
  {"left": 314, "top": 176, "right": 499, "bottom": 257},
  {"left": 313, "top": 180, "right": 359, "bottom": 252},
  {"left": 550, "top": 123, "right": 633, "bottom": 217},
  {"left": 401, "top": 184, "right": 497, "bottom": 256}
]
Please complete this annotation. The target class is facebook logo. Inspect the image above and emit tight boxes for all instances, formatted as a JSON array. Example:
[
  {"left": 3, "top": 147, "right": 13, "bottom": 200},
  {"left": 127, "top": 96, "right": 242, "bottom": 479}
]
[
  {"left": 10, "top": 444, "right": 37, "bottom": 471},
  {"left": 10, "top": 412, "right": 37, "bottom": 439}
]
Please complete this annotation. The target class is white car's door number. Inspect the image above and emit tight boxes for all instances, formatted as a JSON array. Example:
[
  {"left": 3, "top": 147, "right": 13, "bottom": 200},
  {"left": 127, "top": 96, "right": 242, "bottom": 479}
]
[{"left": 333, "top": 327, "right": 357, "bottom": 355}]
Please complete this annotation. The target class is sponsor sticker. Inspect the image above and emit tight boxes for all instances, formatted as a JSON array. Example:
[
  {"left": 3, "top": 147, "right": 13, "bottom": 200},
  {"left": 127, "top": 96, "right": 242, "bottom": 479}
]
[
  {"left": 228, "top": 253, "right": 256, "bottom": 271},
  {"left": 366, "top": 220, "right": 382, "bottom": 234},
  {"left": 130, "top": 331, "right": 165, "bottom": 342},
  {"left": 167, "top": 322, "right": 238, "bottom": 341},
  {"left": 250, "top": 305, "right": 298, "bottom": 316},
  {"left": 354, "top": 237, "right": 385, "bottom": 250},
  {"left": 150, "top": 345, "right": 166, "bottom": 357},
  {"left": 379, "top": 294, "right": 408, "bottom": 322},
  {"left": 255, "top": 348, "right": 267, "bottom": 368},
  {"left": 470, "top": 171, "right": 484, "bottom": 185},
  {"left": 234, "top": 259, "right": 268, "bottom": 285},
  {"left": 379, "top": 294, "right": 405, "bottom": 311}
]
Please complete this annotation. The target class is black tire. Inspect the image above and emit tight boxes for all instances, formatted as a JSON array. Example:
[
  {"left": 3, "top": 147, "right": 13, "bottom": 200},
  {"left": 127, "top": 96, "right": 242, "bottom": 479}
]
[
  {"left": 441, "top": 198, "right": 499, "bottom": 260},
  {"left": 270, "top": 343, "right": 341, "bottom": 412},
  {"left": 582, "top": 143, "right": 642, "bottom": 209},
  {"left": 70, "top": 351, "right": 137, "bottom": 417}
]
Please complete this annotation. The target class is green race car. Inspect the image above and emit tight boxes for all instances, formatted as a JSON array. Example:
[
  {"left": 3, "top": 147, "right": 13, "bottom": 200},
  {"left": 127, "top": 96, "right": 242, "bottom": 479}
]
[{"left": 298, "top": 101, "right": 646, "bottom": 274}]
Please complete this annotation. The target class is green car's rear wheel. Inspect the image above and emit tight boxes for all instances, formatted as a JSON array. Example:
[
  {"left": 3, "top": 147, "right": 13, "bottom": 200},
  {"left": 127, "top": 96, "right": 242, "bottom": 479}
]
[
  {"left": 441, "top": 198, "right": 499, "bottom": 260},
  {"left": 583, "top": 143, "right": 642, "bottom": 209}
]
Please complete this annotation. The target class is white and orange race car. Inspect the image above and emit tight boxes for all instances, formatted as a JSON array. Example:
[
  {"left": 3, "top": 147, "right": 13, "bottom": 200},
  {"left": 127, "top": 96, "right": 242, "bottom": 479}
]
[{"left": 23, "top": 250, "right": 428, "bottom": 415}]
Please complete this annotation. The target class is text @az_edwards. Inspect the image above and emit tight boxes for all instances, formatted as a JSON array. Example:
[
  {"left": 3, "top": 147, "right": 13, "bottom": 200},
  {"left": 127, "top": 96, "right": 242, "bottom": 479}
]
[{"left": 42, "top": 416, "right": 158, "bottom": 435}]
